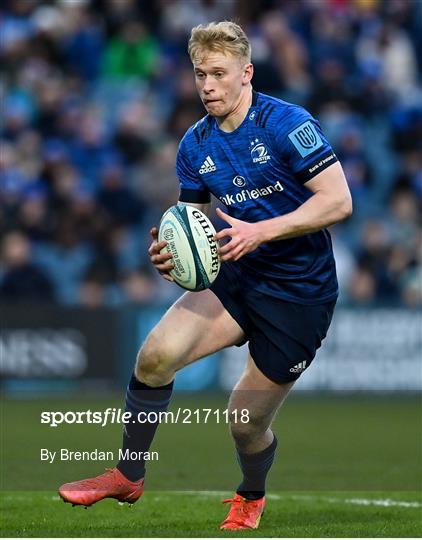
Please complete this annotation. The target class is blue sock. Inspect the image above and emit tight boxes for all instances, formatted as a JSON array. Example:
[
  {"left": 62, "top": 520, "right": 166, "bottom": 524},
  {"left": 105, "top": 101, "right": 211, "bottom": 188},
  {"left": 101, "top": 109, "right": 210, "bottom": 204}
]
[
  {"left": 236, "top": 435, "right": 278, "bottom": 500},
  {"left": 117, "top": 373, "right": 174, "bottom": 482}
]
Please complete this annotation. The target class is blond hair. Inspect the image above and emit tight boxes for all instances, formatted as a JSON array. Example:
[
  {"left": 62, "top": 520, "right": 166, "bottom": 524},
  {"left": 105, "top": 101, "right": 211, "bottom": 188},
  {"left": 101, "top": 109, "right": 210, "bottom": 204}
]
[{"left": 188, "top": 21, "right": 251, "bottom": 65}]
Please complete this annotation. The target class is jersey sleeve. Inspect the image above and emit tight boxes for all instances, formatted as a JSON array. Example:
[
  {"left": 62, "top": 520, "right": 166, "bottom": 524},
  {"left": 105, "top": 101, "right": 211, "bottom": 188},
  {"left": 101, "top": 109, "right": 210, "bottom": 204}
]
[
  {"left": 176, "top": 135, "right": 211, "bottom": 204},
  {"left": 275, "top": 107, "right": 338, "bottom": 184}
]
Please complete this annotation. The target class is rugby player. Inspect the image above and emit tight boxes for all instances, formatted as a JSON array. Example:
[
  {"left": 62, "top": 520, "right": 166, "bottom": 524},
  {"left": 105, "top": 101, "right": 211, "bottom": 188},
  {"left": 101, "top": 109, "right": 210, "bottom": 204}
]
[{"left": 59, "top": 21, "right": 352, "bottom": 530}]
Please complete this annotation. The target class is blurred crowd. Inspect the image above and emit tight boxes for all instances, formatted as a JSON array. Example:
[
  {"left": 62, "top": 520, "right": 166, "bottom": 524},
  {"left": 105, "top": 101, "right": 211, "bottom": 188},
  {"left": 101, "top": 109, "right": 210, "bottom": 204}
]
[{"left": 1, "top": 0, "right": 421, "bottom": 307}]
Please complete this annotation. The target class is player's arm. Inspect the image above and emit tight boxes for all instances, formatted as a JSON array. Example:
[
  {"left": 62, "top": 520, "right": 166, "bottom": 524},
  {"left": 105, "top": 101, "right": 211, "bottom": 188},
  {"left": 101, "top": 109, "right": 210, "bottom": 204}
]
[
  {"left": 257, "top": 161, "right": 352, "bottom": 240},
  {"left": 216, "top": 162, "right": 352, "bottom": 262}
]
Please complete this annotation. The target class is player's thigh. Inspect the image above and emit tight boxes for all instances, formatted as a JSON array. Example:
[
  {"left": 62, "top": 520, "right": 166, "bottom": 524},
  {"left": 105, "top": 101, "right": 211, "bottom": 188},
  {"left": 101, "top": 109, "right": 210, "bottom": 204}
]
[
  {"left": 139, "top": 288, "right": 245, "bottom": 372},
  {"left": 229, "top": 355, "right": 294, "bottom": 430}
]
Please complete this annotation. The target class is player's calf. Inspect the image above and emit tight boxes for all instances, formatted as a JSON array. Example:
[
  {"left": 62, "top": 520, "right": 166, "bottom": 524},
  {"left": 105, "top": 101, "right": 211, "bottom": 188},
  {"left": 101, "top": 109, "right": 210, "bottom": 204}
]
[{"left": 116, "top": 372, "right": 174, "bottom": 482}]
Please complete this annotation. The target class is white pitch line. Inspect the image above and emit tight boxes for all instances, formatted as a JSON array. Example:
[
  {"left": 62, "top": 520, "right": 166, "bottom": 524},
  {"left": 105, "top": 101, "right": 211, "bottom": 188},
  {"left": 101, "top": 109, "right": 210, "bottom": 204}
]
[
  {"left": 169, "top": 491, "right": 421, "bottom": 508},
  {"left": 343, "top": 498, "right": 421, "bottom": 508},
  {"left": 288, "top": 494, "right": 421, "bottom": 509}
]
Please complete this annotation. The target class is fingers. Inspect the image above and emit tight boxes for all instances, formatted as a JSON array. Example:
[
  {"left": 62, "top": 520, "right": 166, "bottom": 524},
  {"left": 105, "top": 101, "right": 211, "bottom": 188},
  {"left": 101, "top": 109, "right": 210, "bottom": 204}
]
[
  {"left": 152, "top": 256, "right": 173, "bottom": 268},
  {"left": 149, "top": 240, "right": 170, "bottom": 255},
  {"left": 160, "top": 273, "right": 174, "bottom": 282},
  {"left": 215, "top": 227, "right": 234, "bottom": 242},
  {"left": 151, "top": 253, "right": 174, "bottom": 281},
  {"left": 151, "top": 251, "right": 173, "bottom": 262},
  {"left": 151, "top": 249, "right": 174, "bottom": 269},
  {"left": 218, "top": 238, "right": 238, "bottom": 255},
  {"left": 232, "top": 246, "right": 246, "bottom": 261},
  {"left": 220, "top": 249, "right": 244, "bottom": 262},
  {"left": 216, "top": 207, "right": 234, "bottom": 224},
  {"left": 148, "top": 227, "right": 176, "bottom": 281},
  {"left": 219, "top": 240, "right": 245, "bottom": 262}
]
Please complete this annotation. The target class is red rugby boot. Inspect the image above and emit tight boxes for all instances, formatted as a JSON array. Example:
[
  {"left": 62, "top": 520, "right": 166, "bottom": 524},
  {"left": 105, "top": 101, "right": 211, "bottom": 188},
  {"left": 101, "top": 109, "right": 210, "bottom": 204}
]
[
  {"left": 220, "top": 493, "right": 265, "bottom": 530},
  {"left": 58, "top": 468, "right": 144, "bottom": 507}
]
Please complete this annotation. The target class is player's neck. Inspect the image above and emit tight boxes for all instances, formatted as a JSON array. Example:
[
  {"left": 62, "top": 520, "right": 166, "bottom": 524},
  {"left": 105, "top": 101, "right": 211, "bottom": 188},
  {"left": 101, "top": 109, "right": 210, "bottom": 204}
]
[{"left": 216, "top": 87, "right": 253, "bottom": 133}]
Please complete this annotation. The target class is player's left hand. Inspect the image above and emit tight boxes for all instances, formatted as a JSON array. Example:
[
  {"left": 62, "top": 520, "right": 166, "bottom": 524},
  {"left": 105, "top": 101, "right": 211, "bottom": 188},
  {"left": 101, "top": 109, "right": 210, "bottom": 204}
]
[{"left": 215, "top": 207, "right": 265, "bottom": 262}]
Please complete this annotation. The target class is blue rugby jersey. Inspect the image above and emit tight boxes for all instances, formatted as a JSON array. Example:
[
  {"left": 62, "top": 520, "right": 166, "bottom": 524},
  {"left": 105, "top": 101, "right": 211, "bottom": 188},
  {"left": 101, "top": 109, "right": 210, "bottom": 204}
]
[{"left": 176, "top": 91, "right": 339, "bottom": 304}]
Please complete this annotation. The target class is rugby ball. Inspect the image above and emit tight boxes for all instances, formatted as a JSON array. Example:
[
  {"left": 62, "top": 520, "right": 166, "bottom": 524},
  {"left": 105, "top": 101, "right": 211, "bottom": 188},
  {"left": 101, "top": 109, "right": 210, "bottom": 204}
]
[{"left": 158, "top": 204, "right": 220, "bottom": 291}]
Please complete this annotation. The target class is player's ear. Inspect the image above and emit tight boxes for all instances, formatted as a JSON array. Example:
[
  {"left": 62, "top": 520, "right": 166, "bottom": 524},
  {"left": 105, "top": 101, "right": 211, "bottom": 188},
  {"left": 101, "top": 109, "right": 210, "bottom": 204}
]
[{"left": 242, "top": 63, "right": 253, "bottom": 84}]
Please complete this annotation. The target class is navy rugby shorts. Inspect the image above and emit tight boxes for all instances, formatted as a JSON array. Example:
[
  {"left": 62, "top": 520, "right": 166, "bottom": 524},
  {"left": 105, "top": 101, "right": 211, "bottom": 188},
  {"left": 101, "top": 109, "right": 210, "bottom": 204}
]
[{"left": 209, "top": 261, "right": 336, "bottom": 384}]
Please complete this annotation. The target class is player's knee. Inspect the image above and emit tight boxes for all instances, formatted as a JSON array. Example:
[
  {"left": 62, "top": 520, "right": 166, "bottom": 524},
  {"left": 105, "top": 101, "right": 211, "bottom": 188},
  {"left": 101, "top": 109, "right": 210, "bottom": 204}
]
[
  {"left": 135, "top": 334, "right": 175, "bottom": 387},
  {"left": 229, "top": 411, "right": 268, "bottom": 446}
]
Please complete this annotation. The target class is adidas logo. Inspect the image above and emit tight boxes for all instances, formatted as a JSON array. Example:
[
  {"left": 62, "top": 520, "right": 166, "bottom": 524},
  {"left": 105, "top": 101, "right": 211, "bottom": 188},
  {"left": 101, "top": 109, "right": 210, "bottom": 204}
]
[
  {"left": 199, "top": 156, "right": 217, "bottom": 175},
  {"left": 289, "top": 361, "right": 307, "bottom": 373}
]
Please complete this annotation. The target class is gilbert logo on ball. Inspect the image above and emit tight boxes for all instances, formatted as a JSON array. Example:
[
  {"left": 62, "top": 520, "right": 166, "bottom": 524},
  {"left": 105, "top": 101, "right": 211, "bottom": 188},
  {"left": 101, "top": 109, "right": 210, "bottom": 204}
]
[{"left": 158, "top": 204, "right": 220, "bottom": 291}]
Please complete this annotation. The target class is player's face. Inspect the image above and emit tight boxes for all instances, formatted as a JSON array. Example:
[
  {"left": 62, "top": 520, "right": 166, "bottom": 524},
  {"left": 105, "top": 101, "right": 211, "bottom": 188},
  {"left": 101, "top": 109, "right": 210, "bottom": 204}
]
[{"left": 193, "top": 52, "right": 252, "bottom": 118}]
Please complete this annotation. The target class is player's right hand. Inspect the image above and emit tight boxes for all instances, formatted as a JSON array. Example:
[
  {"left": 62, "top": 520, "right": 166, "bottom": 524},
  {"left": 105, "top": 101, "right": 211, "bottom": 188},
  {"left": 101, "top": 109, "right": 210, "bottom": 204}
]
[{"left": 148, "top": 227, "right": 174, "bottom": 282}]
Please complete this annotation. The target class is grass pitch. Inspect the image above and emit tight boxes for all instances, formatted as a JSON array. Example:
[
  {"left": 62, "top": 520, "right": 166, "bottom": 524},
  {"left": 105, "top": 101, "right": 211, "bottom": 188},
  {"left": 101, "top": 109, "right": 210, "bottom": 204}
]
[
  {"left": 1, "top": 393, "right": 421, "bottom": 537},
  {"left": 1, "top": 490, "right": 421, "bottom": 537}
]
